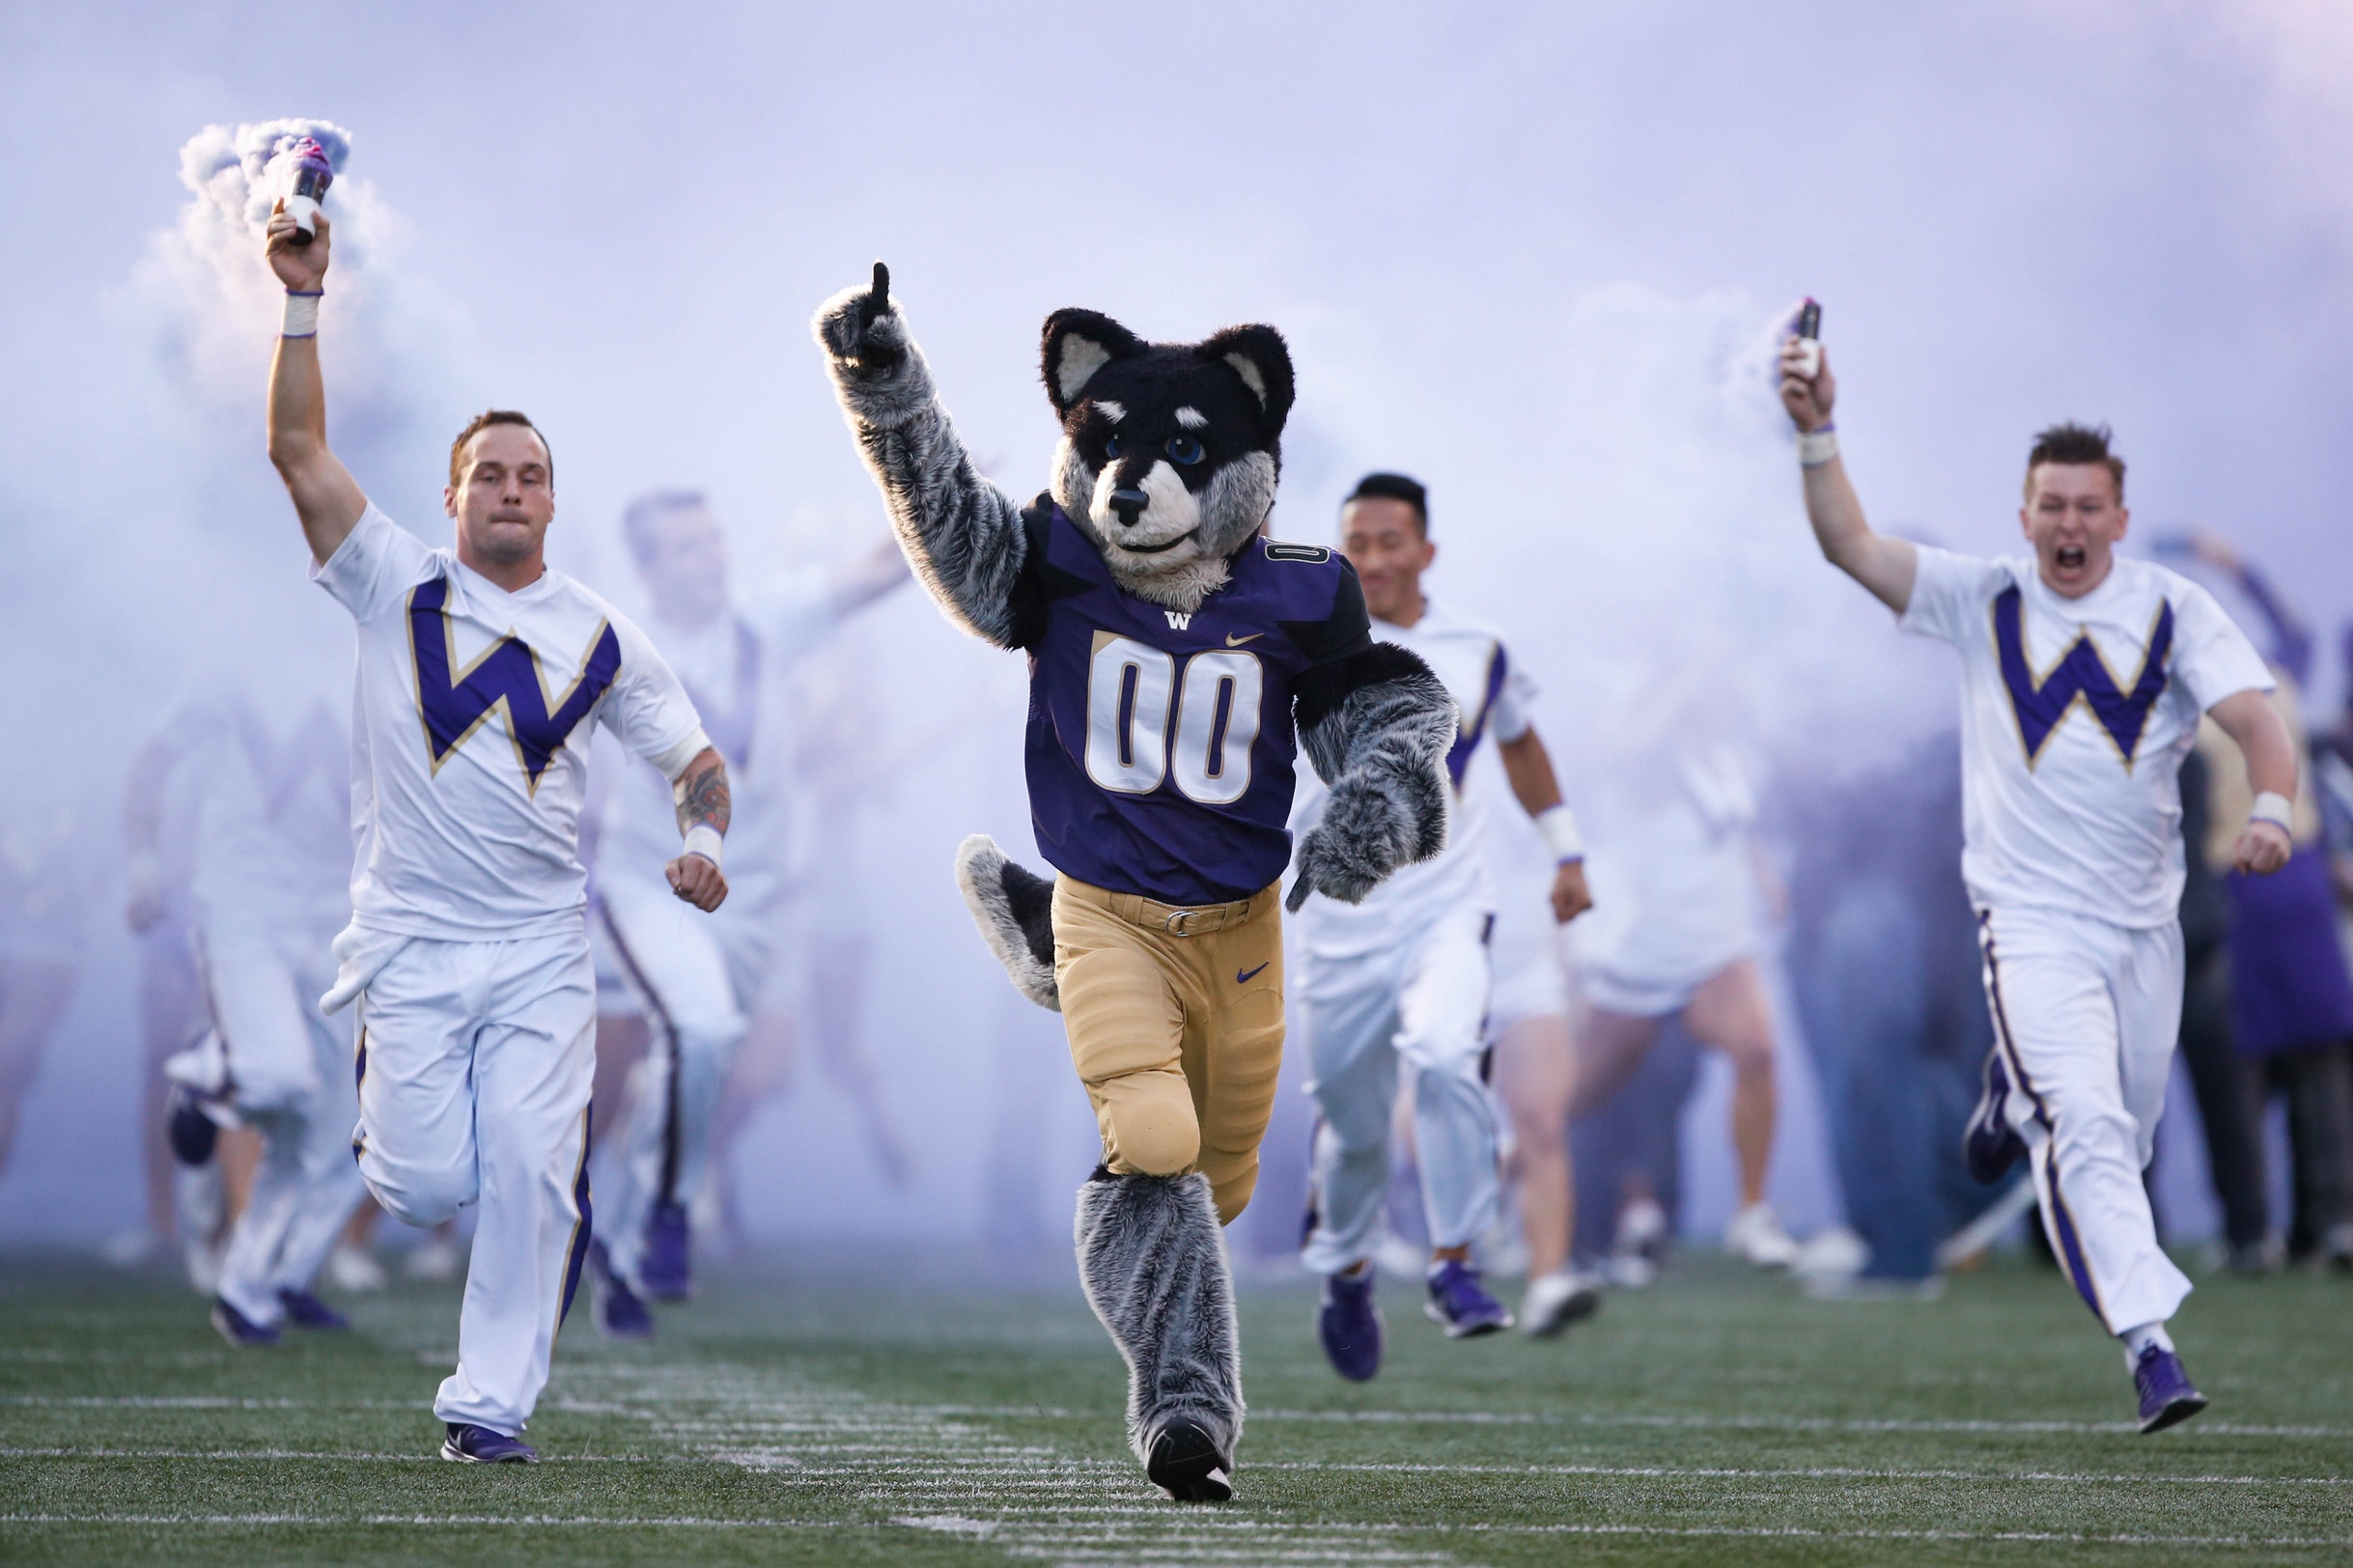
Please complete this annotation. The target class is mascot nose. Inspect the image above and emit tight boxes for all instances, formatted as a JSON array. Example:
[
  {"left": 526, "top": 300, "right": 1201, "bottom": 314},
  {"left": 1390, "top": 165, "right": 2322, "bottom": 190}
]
[{"left": 1107, "top": 488, "right": 1150, "bottom": 527}]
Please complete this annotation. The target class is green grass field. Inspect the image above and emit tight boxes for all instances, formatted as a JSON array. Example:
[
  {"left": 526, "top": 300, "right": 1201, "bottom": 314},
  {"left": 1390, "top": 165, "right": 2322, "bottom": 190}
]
[{"left": 3, "top": 1249, "right": 2348, "bottom": 1566}]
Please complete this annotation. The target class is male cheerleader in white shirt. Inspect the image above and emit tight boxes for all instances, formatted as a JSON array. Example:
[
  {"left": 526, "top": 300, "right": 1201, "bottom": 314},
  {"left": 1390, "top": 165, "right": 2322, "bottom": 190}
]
[
  {"left": 587, "top": 490, "right": 904, "bottom": 1333},
  {"left": 126, "top": 683, "right": 363, "bottom": 1346},
  {"left": 1779, "top": 337, "right": 2294, "bottom": 1432},
  {"left": 1298, "top": 473, "right": 1597, "bottom": 1379},
  {"left": 265, "top": 204, "right": 729, "bottom": 1463}
]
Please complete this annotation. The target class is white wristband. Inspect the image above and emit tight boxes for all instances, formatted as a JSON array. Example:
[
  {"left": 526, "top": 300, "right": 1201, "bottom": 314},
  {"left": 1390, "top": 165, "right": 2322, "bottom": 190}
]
[
  {"left": 683, "top": 825, "right": 723, "bottom": 868},
  {"left": 1797, "top": 426, "right": 1838, "bottom": 467},
  {"left": 282, "top": 290, "right": 322, "bottom": 338},
  {"left": 2250, "top": 791, "right": 2294, "bottom": 835},
  {"left": 1536, "top": 804, "right": 1584, "bottom": 862}
]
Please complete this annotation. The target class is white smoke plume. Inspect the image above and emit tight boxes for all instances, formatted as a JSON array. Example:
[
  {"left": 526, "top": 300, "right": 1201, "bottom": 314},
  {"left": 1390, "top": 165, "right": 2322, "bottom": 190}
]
[{"left": 131, "top": 118, "right": 469, "bottom": 535}]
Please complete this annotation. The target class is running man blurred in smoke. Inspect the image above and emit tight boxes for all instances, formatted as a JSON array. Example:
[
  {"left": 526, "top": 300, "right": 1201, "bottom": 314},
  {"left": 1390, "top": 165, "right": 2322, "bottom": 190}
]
[
  {"left": 263, "top": 192, "right": 727, "bottom": 1463},
  {"left": 585, "top": 491, "right": 905, "bottom": 1335},
  {"left": 1297, "top": 473, "right": 1600, "bottom": 1376},
  {"left": 123, "top": 685, "right": 365, "bottom": 1343},
  {"left": 1568, "top": 682, "right": 1798, "bottom": 1270},
  {"left": 1780, "top": 328, "right": 2294, "bottom": 1433}
]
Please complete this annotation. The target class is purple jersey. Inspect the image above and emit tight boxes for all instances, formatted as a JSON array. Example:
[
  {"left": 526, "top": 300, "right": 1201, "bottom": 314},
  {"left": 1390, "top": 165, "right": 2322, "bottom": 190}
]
[{"left": 1009, "top": 498, "right": 1372, "bottom": 905}]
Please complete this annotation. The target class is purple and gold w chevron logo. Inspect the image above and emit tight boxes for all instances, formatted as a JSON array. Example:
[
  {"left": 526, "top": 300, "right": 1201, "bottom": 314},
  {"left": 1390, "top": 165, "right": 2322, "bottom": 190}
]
[
  {"left": 1993, "top": 586, "right": 2171, "bottom": 766},
  {"left": 408, "top": 576, "right": 619, "bottom": 792}
]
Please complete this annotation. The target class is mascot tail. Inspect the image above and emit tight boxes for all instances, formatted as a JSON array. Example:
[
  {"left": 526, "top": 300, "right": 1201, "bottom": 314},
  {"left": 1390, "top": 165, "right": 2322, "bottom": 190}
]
[
  {"left": 1075, "top": 1169, "right": 1244, "bottom": 1502},
  {"left": 953, "top": 834, "right": 1060, "bottom": 1011}
]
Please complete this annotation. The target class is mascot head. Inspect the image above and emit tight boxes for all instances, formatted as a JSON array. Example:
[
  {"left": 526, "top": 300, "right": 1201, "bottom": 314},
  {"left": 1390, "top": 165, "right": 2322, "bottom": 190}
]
[{"left": 1041, "top": 311, "right": 1296, "bottom": 612}]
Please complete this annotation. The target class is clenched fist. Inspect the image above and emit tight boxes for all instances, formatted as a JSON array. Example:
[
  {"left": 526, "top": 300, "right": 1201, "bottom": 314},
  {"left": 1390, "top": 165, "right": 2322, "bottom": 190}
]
[
  {"left": 1778, "top": 335, "right": 1835, "bottom": 434},
  {"left": 265, "top": 199, "right": 330, "bottom": 293},
  {"left": 666, "top": 853, "right": 728, "bottom": 911},
  {"left": 2232, "top": 820, "right": 2291, "bottom": 878}
]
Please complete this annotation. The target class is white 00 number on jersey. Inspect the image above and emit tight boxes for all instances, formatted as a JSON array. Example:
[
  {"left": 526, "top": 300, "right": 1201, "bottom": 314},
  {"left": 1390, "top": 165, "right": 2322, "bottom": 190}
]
[{"left": 1083, "top": 637, "right": 1264, "bottom": 804}]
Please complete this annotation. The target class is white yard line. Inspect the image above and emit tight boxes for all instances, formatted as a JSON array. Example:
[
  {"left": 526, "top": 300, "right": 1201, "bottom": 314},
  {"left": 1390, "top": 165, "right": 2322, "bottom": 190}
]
[
  {"left": 8, "top": 1446, "right": 2342, "bottom": 1488},
  {"left": 4, "top": 1513, "right": 2344, "bottom": 1550},
  {"left": 1245, "top": 1408, "right": 2350, "bottom": 1439},
  {"left": 1256, "top": 1460, "right": 2353, "bottom": 1486},
  {"left": 18, "top": 1391, "right": 2335, "bottom": 1440}
]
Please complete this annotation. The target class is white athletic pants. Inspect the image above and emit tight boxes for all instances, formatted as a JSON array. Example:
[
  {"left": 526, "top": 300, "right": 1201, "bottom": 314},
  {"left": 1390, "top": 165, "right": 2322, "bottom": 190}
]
[
  {"left": 1978, "top": 904, "right": 2191, "bottom": 1335},
  {"left": 593, "top": 872, "right": 754, "bottom": 1290},
  {"left": 205, "top": 925, "right": 364, "bottom": 1329},
  {"left": 353, "top": 931, "right": 595, "bottom": 1437},
  {"left": 1300, "top": 906, "right": 1499, "bottom": 1273}
]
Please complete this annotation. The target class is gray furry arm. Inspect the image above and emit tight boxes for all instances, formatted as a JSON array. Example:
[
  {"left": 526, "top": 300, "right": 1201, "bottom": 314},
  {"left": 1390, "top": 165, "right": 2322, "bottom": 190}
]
[
  {"left": 1286, "top": 643, "right": 1459, "bottom": 910},
  {"left": 812, "top": 265, "right": 1031, "bottom": 648}
]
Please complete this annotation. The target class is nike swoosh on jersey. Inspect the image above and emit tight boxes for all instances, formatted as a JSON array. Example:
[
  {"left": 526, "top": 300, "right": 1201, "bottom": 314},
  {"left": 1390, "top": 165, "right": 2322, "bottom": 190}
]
[
  {"left": 1225, "top": 631, "right": 1264, "bottom": 647},
  {"left": 1236, "top": 961, "right": 1271, "bottom": 984}
]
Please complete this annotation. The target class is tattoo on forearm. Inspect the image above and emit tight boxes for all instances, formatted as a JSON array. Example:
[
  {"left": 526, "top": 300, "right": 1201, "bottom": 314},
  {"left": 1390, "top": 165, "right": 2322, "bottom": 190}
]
[{"left": 675, "top": 757, "right": 732, "bottom": 836}]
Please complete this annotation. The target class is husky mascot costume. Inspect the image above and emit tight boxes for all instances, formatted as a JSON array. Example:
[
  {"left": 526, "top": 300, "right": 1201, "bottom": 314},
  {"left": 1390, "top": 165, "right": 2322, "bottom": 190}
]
[{"left": 814, "top": 265, "right": 1456, "bottom": 1501}]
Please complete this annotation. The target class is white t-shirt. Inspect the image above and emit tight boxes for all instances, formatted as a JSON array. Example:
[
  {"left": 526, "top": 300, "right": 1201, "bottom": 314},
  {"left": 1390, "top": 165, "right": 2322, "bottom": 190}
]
[
  {"left": 1294, "top": 598, "right": 1537, "bottom": 960},
  {"left": 1575, "top": 743, "right": 1762, "bottom": 988},
  {"left": 600, "top": 570, "right": 842, "bottom": 910},
  {"left": 313, "top": 504, "right": 708, "bottom": 941},
  {"left": 1900, "top": 547, "right": 2272, "bottom": 928}
]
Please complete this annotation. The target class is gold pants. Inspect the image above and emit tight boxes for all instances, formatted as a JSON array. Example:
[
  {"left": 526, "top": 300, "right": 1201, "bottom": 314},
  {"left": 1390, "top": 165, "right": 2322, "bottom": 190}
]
[{"left": 1053, "top": 876, "right": 1285, "bottom": 1224}]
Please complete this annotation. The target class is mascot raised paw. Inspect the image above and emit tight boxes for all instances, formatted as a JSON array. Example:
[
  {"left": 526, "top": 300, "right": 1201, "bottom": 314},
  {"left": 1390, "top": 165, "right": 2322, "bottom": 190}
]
[{"left": 814, "top": 263, "right": 1457, "bottom": 1502}]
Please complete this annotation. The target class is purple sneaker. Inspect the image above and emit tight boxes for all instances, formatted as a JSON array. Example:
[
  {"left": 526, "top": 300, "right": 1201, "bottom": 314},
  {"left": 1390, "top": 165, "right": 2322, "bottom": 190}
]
[
  {"left": 277, "top": 1288, "right": 349, "bottom": 1330},
  {"left": 210, "top": 1297, "right": 279, "bottom": 1347},
  {"left": 1963, "top": 1049, "right": 2027, "bottom": 1184},
  {"left": 2134, "top": 1345, "right": 2208, "bottom": 1434},
  {"left": 440, "top": 1422, "right": 538, "bottom": 1464},
  {"left": 590, "top": 1241, "right": 653, "bottom": 1339},
  {"left": 640, "top": 1200, "right": 692, "bottom": 1302},
  {"left": 1317, "top": 1268, "right": 1383, "bottom": 1382},
  {"left": 1424, "top": 1259, "right": 1513, "bottom": 1338}
]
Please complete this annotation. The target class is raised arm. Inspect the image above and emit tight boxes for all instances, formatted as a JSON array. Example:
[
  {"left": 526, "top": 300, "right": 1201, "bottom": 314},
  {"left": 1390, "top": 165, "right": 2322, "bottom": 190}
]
[
  {"left": 1496, "top": 726, "right": 1594, "bottom": 923},
  {"left": 812, "top": 264, "right": 1033, "bottom": 648},
  {"left": 1778, "top": 338, "right": 1917, "bottom": 614},
  {"left": 1287, "top": 644, "right": 1458, "bottom": 910},
  {"left": 826, "top": 533, "right": 913, "bottom": 621},
  {"left": 264, "top": 205, "right": 367, "bottom": 565},
  {"left": 2190, "top": 535, "right": 2314, "bottom": 686},
  {"left": 2207, "top": 688, "right": 2297, "bottom": 876}
]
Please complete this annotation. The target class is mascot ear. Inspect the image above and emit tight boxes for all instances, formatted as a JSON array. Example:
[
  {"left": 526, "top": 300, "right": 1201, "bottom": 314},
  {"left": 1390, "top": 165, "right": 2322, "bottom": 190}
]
[
  {"left": 1198, "top": 324, "right": 1296, "bottom": 439},
  {"left": 1042, "top": 309, "right": 1147, "bottom": 416}
]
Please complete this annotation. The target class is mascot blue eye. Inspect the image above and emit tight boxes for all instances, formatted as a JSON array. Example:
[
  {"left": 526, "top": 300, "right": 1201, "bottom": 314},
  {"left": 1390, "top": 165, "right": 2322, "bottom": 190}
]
[
  {"left": 1166, "top": 435, "right": 1205, "bottom": 465},
  {"left": 1104, "top": 434, "right": 1125, "bottom": 459}
]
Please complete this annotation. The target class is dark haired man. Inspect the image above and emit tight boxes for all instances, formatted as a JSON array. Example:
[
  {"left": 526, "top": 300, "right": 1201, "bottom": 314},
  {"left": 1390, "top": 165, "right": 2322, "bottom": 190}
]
[
  {"left": 1780, "top": 339, "right": 2294, "bottom": 1433},
  {"left": 264, "top": 203, "right": 729, "bottom": 1462},
  {"left": 1299, "top": 473, "right": 1600, "bottom": 1376},
  {"left": 585, "top": 490, "right": 904, "bottom": 1333}
]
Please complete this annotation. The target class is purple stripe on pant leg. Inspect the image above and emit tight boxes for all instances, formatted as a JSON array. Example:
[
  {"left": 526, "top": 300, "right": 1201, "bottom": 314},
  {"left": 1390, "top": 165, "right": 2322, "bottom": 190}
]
[
  {"left": 601, "top": 903, "right": 686, "bottom": 1205},
  {"left": 558, "top": 1106, "right": 594, "bottom": 1328},
  {"left": 1978, "top": 912, "right": 2108, "bottom": 1324}
]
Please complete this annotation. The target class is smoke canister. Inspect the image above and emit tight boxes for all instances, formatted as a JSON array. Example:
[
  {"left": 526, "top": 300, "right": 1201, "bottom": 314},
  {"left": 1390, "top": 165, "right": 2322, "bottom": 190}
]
[
  {"left": 1792, "top": 297, "right": 1822, "bottom": 378},
  {"left": 283, "top": 138, "right": 334, "bottom": 245}
]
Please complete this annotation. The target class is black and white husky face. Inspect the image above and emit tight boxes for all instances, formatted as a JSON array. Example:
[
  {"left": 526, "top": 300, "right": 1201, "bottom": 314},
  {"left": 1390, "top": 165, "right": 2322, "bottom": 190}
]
[{"left": 1041, "top": 309, "right": 1296, "bottom": 610}]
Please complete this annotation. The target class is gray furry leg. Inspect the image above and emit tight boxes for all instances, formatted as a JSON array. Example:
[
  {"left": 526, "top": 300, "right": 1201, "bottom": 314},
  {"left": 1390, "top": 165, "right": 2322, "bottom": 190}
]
[
  {"left": 1074, "top": 1170, "right": 1244, "bottom": 1466},
  {"left": 953, "top": 834, "right": 1059, "bottom": 1010}
]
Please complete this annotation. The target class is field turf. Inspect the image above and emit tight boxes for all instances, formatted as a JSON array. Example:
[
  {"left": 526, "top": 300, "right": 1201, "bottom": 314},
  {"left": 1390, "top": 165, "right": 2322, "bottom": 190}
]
[{"left": 2, "top": 1249, "right": 2347, "bottom": 1566}]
